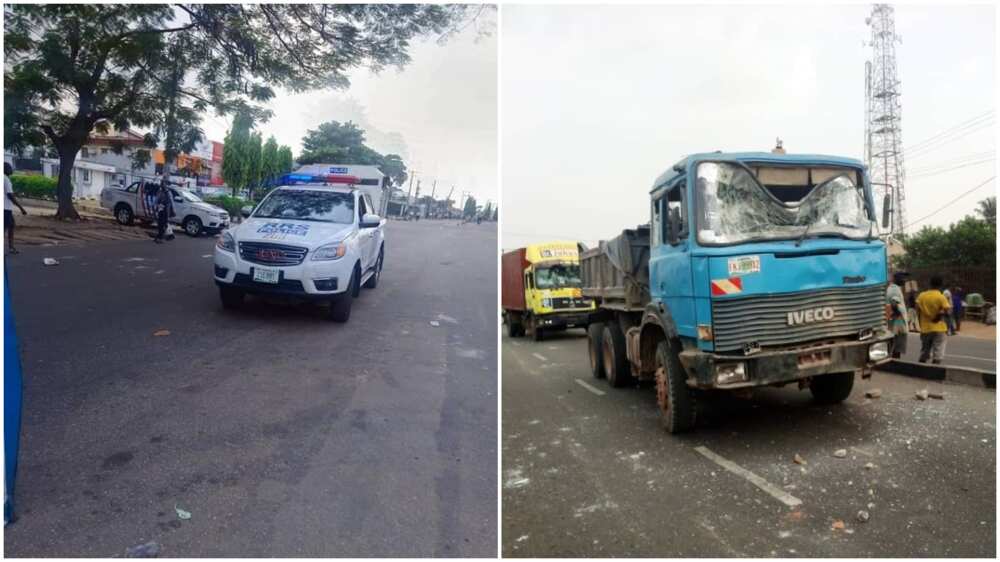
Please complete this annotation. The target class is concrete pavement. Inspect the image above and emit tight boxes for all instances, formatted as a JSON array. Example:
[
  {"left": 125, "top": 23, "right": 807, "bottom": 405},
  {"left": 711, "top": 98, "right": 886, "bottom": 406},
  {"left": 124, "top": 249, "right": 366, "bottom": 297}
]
[{"left": 4, "top": 220, "right": 497, "bottom": 557}]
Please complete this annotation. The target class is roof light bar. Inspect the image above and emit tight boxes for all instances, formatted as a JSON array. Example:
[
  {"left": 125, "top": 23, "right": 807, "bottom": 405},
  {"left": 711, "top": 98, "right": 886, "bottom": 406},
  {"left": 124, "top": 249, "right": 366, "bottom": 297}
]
[{"left": 277, "top": 173, "right": 361, "bottom": 186}]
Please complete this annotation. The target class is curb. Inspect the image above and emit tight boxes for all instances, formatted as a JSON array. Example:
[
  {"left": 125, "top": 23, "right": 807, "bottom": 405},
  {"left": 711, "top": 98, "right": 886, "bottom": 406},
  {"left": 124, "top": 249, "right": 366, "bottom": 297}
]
[{"left": 881, "top": 360, "right": 995, "bottom": 389}]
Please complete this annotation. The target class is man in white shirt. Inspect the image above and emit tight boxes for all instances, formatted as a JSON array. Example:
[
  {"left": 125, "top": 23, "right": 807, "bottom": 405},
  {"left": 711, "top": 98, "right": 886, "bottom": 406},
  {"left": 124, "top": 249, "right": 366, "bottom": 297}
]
[{"left": 5, "top": 162, "right": 28, "bottom": 254}]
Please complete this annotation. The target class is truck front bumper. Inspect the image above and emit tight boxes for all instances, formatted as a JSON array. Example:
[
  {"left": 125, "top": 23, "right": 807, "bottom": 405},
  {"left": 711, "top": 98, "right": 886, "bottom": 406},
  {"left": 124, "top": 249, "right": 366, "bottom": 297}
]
[
  {"left": 678, "top": 334, "right": 894, "bottom": 389},
  {"left": 536, "top": 311, "right": 590, "bottom": 330}
]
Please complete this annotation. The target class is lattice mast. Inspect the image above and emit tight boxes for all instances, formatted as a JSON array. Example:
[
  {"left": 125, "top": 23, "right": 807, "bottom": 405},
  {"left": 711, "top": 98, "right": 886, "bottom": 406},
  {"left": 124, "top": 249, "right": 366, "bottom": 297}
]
[{"left": 865, "top": 4, "right": 907, "bottom": 234}]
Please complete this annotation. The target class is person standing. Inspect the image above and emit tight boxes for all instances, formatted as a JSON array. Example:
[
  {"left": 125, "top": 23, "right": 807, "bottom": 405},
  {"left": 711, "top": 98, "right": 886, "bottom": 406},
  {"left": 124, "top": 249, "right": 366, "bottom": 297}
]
[
  {"left": 942, "top": 286, "right": 955, "bottom": 335},
  {"left": 152, "top": 184, "right": 174, "bottom": 244},
  {"left": 951, "top": 286, "right": 964, "bottom": 333},
  {"left": 886, "top": 271, "right": 909, "bottom": 359},
  {"left": 4, "top": 163, "right": 28, "bottom": 255},
  {"left": 916, "top": 275, "right": 951, "bottom": 364}
]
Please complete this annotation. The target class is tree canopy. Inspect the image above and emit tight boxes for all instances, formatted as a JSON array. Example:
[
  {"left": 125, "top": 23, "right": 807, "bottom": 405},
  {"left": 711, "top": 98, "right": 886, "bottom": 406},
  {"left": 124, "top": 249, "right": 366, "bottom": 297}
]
[
  {"left": 297, "top": 120, "right": 409, "bottom": 187},
  {"left": 895, "top": 197, "right": 996, "bottom": 270}
]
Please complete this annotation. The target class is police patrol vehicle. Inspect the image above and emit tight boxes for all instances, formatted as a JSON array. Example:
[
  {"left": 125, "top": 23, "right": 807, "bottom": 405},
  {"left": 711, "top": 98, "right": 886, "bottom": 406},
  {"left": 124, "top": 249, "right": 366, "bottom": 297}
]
[{"left": 213, "top": 172, "right": 385, "bottom": 322}]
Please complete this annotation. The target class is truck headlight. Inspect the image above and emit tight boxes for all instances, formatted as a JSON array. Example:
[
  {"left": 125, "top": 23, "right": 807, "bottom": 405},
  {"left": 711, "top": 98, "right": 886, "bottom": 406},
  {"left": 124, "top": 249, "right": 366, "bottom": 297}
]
[
  {"left": 216, "top": 231, "right": 235, "bottom": 252},
  {"left": 716, "top": 362, "right": 748, "bottom": 385},
  {"left": 312, "top": 242, "right": 347, "bottom": 261},
  {"left": 868, "top": 342, "right": 889, "bottom": 362},
  {"left": 542, "top": 298, "right": 552, "bottom": 308}
]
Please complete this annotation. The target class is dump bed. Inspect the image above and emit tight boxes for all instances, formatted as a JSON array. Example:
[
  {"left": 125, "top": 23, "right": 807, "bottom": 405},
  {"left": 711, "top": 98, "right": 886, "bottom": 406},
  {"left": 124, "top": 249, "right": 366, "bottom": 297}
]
[
  {"left": 501, "top": 248, "right": 529, "bottom": 311},
  {"left": 580, "top": 225, "right": 651, "bottom": 311}
]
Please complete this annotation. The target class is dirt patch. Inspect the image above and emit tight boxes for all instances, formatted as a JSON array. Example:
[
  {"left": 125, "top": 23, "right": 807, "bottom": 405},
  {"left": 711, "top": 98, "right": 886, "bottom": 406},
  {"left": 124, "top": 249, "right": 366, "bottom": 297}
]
[
  {"left": 13, "top": 208, "right": 152, "bottom": 246},
  {"left": 957, "top": 321, "right": 996, "bottom": 341}
]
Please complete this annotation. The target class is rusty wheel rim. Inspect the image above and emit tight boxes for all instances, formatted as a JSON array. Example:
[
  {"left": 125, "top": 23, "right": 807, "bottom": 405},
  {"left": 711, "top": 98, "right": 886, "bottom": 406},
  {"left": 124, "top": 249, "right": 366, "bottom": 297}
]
[{"left": 655, "top": 365, "right": 670, "bottom": 415}]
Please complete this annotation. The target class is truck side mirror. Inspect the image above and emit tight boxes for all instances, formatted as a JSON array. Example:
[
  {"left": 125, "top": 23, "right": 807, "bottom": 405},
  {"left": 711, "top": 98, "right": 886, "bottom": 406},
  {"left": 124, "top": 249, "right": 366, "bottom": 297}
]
[
  {"left": 668, "top": 207, "right": 682, "bottom": 244},
  {"left": 881, "top": 193, "right": 892, "bottom": 229}
]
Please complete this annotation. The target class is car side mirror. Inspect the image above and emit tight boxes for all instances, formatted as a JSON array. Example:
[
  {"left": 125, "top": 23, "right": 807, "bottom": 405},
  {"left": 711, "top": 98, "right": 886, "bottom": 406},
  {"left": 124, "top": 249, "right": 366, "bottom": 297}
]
[
  {"left": 881, "top": 194, "right": 892, "bottom": 229},
  {"left": 360, "top": 213, "right": 381, "bottom": 229},
  {"left": 240, "top": 206, "right": 253, "bottom": 219},
  {"left": 668, "top": 207, "right": 682, "bottom": 244}
]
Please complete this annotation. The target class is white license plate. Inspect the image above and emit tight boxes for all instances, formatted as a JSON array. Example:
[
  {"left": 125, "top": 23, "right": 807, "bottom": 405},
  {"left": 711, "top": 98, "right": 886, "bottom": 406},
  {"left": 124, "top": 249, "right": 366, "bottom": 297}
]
[{"left": 253, "top": 267, "right": 280, "bottom": 284}]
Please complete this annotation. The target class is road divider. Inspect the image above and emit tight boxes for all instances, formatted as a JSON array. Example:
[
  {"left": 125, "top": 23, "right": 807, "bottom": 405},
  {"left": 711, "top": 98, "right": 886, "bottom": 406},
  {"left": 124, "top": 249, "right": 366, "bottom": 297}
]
[{"left": 881, "top": 360, "right": 996, "bottom": 389}]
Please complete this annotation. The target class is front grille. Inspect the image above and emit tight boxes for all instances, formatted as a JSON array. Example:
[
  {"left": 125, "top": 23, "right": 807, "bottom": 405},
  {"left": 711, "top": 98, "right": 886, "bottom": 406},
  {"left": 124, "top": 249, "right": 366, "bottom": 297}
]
[
  {"left": 238, "top": 242, "right": 308, "bottom": 266},
  {"left": 711, "top": 284, "right": 886, "bottom": 353},
  {"left": 551, "top": 297, "right": 594, "bottom": 310}
]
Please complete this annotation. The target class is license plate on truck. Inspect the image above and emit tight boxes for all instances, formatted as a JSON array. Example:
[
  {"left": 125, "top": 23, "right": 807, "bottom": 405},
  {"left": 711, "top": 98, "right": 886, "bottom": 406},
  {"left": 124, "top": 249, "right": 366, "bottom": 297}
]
[{"left": 253, "top": 267, "right": 280, "bottom": 284}]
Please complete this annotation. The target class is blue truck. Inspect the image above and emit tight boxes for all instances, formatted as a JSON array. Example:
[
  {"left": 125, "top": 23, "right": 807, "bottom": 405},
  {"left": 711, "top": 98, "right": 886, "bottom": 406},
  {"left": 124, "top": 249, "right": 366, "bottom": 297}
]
[{"left": 581, "top": 151, "right": 894, "bottom": 433}]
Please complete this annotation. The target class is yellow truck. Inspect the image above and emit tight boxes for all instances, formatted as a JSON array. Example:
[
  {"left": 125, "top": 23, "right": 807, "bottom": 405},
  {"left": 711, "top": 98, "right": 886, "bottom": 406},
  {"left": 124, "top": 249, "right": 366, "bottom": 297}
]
[{"left": 501, "top": 241, "right": 596, "bottom": 341}]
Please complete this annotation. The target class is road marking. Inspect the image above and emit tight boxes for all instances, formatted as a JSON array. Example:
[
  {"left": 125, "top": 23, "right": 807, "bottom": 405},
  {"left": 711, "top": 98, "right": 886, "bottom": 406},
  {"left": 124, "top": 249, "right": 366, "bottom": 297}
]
[
  {"left": 945, "top": 354, "right": 996, "bottom": 363},
  {"left": 694, "top": 446, "right": 802, "bottom": 508},
  {"left": 532, "top": 352, "right": 548, "bottom": 362},
  {"left": 574, "top": 378, "right": 606, "bottom": 396}
]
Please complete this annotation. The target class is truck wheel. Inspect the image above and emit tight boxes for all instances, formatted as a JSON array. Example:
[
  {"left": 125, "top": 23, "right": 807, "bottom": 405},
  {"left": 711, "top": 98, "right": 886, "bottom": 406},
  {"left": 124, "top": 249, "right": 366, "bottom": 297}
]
[
  {"left": 328, "top": 272, "right": 357, "bottom": 323},
  {"left": 655, "top": 341, "right": 697, "bottom": 433},
  {"left": 219, "top": 286, "right": 244, "bottom": 310},
  {"left": 363, "top": 247, "right": 383, "bottom": 289},
  {"left": 532, "top": 322, "right": 544, "bottom": 342},
  {"left": 602, "top": 323, "right": 632, "bottom": 388},
  {"left": 810, "top": 372, "right": 855, "bottom": 404},
  {"left": 114, "top": 204, "right": 134, "bottom": 226},
  {"left": 183, "top": 216, "right": 203, "bottom": 237},
  {"left": 507, "top": 315, "right": 524, "bottom": 338},
  {"left": 588, "top": 323, "right": 606, "bottom": 379}
]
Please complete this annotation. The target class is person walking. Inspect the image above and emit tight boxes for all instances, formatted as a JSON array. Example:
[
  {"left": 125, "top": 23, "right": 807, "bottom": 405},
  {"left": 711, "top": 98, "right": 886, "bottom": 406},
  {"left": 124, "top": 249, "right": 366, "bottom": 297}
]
[
  {"left": 4, "top": 163, "right": 28, "bottom": 255},
  {"left": 951, "top": 286, "right": 964, "bottom": 333},
  {"left": 916, "top": 275, "right": 951, "bottom": 364},
  {"left": 152, "top": 184, "right": 174, "bottom": 244},
  {"left": 942, "top": 286, "right": 955, "bottom": 335},
  {"left": 886, "top": 271, "right": 909, "bottom": 359}
]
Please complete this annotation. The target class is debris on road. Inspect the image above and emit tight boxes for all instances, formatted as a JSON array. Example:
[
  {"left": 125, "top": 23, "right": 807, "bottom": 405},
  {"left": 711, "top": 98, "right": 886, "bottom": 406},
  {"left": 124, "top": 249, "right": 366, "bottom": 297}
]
[
  {"left": 429, "top": 320, "right": 440, "bottom": 327},
  {"left": 125, "top": 542, "right": 161, "bottom": 558},
  {"left": 153, "top": 330, "right": 171, "bottom": 337},
  {"left": 793, "top": 453, "right": 806, "bottom": 465},
  {"left": 864, "top": 462, "right": 875, "bottom": 470},
  {"left": 864, "top": 388, "right": 882, "bottom": 399},
  {"left": 175, "top": 505, "right": 191, "bottom": 520},
  {"left": 929, "top": 391, "right": 945, "bottom": 400},
  {"left": 916, "top": 389, "right": 929, "bottom": 400},
  {"left": 831, "top": 519, "right": 846, "bottom": 531},
  {"left": 43, "top": 258, "right": 59, "bottom": 266},
  {"left": 857, "top": 510, "right": 870, "bottom": 523},
  {"left": 833, "top": 449, "right": 847, "bottom": 458}
]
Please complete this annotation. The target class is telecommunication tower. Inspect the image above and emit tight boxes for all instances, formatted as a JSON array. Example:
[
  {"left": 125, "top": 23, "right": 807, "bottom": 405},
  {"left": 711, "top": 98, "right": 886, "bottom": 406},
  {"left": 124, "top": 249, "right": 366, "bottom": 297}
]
[{"left": 864, "top": 4, "right": 907, "bottom": 234}]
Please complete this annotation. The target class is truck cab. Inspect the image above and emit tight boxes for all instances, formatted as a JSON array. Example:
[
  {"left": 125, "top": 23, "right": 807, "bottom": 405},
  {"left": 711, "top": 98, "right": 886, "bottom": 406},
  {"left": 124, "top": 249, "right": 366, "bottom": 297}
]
[{"left": 584, "top": 152, "right": 893, "bottom": 432}]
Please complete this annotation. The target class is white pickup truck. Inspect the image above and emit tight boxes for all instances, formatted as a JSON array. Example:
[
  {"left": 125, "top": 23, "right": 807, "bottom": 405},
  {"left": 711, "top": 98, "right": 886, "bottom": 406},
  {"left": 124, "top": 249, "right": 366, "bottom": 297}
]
[
  {"left": 213, "top": 178, "right": 386, "bottom": 323},
  {"left": 100, "top": 179, "right": 230, "bottom": 236}
]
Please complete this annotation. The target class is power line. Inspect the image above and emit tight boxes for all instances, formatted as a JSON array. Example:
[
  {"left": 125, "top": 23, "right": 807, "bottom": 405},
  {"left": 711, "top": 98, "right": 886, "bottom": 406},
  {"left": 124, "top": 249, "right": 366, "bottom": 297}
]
[
  {"left": 907, "top": 158, "right": 995, "bottom": 179},
  {"left": 905, "top": 175, "right": 996, "bottom": 231},
  {"left": 908, "top": 150, "right": 996, "bottom": 173},
  {"left": 904, "top": 110, "right": 994, "bottom": 153},
  {"left": 906, "top": 119, "right": 995, "bottom": 159}
]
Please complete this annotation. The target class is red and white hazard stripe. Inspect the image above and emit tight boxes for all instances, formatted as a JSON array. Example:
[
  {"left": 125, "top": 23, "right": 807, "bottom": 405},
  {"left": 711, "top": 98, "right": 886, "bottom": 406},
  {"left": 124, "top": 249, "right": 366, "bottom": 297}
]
[{"left": 711, "top": 277, "right": 743, "bottom": 296}]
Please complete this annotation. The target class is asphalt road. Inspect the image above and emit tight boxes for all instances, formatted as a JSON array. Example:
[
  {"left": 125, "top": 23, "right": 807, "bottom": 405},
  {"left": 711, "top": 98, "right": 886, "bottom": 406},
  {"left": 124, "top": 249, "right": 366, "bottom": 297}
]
[
  {"left": 900, "top": 332, "right": 996, "bottom": 372},
  {"left": 502, "top": 329, "right": 996, "bottom": 557},
  {"left": 4, "top": 220, "right": 497, "bottom": 557}
]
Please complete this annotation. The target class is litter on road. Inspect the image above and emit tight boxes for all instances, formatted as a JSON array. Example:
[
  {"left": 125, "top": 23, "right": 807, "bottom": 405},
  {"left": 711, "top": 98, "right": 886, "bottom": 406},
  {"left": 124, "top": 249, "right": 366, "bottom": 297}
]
[
  {"left": 833, "top": 449, "right": 847, "bottom": 458},
  {"left": 125, "top": 541, "right": 161, "bottom": 558},
  {"left": 793, "top": 453, "right": 806, "bottom": 465},
  {"left": 43, "top": 258, "right": 59, "bottom": 266},
  {"left": 175, "top": 505, "right": 191, "bottom": 520},
  {"left": 864, "top": 388, "right": 882, "bottom": 399},
  {"left": 857, "top": 510, "right": 870, "bottom": 523},
  {"left": 916, "top": 389, "right": 929, "bottom": 400},
  {"left": 153, "top": 330, "right": 171, "bottom": 337}
]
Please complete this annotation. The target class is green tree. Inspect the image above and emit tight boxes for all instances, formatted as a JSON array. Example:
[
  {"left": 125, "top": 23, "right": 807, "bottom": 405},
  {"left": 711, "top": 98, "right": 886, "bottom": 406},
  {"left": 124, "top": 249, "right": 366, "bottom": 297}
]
[
  {"left": 245, "top": 132, "right": 263, "bottom": 199},
  {"left": 151, "top": 36, "right": 205, "bottom": 185},
  {"left": 482, "top": 201, "right": 493, "bottom": 220},
  {"left": 222, "top": 111, "right": 253, "bottom": 196},
  {"left": 463, "top": 195, "right": 477, "bottom": 219},
  {"left": 899, "top": 215, "right": 995, "bottom": 270},
  {"left": 4, "top": 4, "right": 481, "bottom": 218},
  {"left": 976, "top": 196, "right": 996, "bottom": 225},
  {"left": 277, "top": 146, "right": 295, "bottom": 175},
  {"left": 298, "top": 121, "right": 386, "bottom": 165},
  {"left": 380, "top": 154, "right": 408, "bottom": 186},
  {"left": 260, "top": 135, "right": 280, "bottom": 188}
]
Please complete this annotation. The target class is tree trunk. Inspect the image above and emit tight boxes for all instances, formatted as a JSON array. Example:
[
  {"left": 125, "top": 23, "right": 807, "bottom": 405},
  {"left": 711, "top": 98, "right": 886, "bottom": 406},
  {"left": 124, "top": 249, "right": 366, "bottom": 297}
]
[{"left": 55, "top": 146, "right": 81, "bottom": 220}]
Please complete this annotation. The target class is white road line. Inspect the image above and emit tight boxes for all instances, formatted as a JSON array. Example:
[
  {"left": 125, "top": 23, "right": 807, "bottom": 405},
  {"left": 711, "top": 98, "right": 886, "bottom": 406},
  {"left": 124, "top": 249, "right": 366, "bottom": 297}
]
[
  {"left": 574, "top": 378, "right": 606, "bottom": 396},
  {"left": 532, "top": 352, "right": 549, "bottom": 362},
  {"left": 694, "top": 446, "right": 802, "bottom": 508}
]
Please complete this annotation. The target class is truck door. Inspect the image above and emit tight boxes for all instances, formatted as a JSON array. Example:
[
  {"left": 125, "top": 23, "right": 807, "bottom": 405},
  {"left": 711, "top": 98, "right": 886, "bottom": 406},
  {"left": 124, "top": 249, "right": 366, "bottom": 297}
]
[{"left": 649, "top": 180, "right": 696, "bottom": 339}]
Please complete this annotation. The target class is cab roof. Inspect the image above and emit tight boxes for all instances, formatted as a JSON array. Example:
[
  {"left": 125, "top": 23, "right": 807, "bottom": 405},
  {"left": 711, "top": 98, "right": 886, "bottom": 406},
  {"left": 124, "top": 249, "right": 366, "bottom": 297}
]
[{"left": 652, "top": 151, "right": 866, "bottom": 191}]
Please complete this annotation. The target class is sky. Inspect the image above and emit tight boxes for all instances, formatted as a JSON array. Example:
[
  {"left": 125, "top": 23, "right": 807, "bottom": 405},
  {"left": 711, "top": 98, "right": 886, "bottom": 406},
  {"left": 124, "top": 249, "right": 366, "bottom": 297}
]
[
  {"left": 501, "top": 4, "right": 996, "bottom": 250},
  {"left": 200, "top": 10, "right": 498, "bottom": 207}
]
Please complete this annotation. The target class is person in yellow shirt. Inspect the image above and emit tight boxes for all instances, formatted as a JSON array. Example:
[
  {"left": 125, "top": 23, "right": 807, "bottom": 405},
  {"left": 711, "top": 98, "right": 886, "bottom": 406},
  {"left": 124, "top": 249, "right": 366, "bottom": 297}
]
[{"left": 915, "top": 275, "right": 951, "bottom": 364}]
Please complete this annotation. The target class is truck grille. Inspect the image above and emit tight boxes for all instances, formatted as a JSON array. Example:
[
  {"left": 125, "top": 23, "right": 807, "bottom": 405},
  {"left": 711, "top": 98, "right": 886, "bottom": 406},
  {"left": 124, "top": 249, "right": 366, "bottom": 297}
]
[
  {"left": 711, "top": 284, "right": 886, "bottom": 353},
  {"left": 551, "top": 297, "right": 594, "bottom": 310},
  {"left": 238, "top": 242, "right": 308, "bottom": 266}
]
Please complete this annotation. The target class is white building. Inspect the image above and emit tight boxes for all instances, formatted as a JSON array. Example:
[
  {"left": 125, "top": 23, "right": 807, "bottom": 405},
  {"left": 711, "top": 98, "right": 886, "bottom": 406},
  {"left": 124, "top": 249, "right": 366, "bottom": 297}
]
[{"left": 40, "top": 158, "right": 118, "bottom": 200}]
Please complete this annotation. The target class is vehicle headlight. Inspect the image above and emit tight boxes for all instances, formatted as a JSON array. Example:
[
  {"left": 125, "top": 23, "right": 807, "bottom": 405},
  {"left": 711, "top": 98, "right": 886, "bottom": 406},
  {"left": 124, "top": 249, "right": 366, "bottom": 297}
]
[
  {"left": 312, "top": 242, "right": 347, "bottom": 261},
  {"left": 542, "top": 298, "right": 552, "bottom": 308},
  {"left": 868, "top": 342, "right": 889, "bottom": 362},
  {"left": 715, "top": 362, "right": 748, "bottom": 385},
  {"left": 216, "top": 231, "right": 235, "bottom": 252}
]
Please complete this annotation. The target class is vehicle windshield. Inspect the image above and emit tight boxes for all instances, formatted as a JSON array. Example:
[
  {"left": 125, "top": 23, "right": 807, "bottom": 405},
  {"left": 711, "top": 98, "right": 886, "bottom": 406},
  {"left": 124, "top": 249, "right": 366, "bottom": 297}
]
[
  {"left": 177, "top": 189, "right": 203, "bottom": 203},
  {"left": 535, "top": 263, "right": 582, "bottom": 289},
  {"left": 696, "top": 162, "right": 874, "bottom": 245},
  {"left": 253, "top": 190, "right": 355, "bottom": 224}
]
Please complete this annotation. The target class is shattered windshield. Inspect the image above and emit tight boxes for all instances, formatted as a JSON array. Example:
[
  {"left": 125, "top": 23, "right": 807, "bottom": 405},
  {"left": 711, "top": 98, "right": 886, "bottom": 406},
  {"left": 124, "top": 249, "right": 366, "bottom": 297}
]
[
  {"left": 696, "top": 162, "right": 874, "bottom": 245},
  {"left": 535, "top": 263, "right": 582, "bottom": 289}
]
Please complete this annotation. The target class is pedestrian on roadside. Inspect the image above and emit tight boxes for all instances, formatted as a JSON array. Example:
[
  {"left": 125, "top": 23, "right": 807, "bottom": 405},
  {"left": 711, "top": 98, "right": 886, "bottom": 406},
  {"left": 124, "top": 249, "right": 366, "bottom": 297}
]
[
  {"left": 916, "top": 275, "right": 951, "bottom": 364},
  {"left": 152, "top": 184, "right": 174, "bottom": 244},
  {"left": 905, "top": 284, "right": 919, "bottom": 333},
  {"left": 886, "top": 271, "right": 909, "bottom": 359},
  {"left": 951, "top": 286, "right": 964, "bottom": 333},
  {"left": 4, "top": 163, "right": 28, "bottom": 255},
  {"left": 942, "top": 286, "right": 955, "bottom": 335}
]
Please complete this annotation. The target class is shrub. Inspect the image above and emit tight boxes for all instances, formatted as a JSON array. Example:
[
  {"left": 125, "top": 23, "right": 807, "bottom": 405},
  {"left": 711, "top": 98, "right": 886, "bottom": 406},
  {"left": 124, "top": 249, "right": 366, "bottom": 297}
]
[
  {"left": 204, "top": 195, "right": 251, "bottom": 219},
  {"left": 10, "top": 174, "right": 58, "bottom": 201}
]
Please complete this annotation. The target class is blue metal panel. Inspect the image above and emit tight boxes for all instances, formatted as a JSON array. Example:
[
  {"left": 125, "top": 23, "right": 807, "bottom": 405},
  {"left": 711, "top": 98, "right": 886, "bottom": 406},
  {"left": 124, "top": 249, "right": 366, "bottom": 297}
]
[
  {"left": 650, "top": 241, "right": 696, "bottom": 339},
  {"left": 4, "top": 271, "right": 23, "bottom": 525}
]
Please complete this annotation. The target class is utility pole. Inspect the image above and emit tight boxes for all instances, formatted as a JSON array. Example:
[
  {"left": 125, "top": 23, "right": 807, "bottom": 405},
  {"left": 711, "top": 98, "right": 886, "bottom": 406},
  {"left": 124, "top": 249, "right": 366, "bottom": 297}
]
[
  {"left": 415, "top": 179, "right": 422, "bottom": 200},
  {"left": 406, "top": 172, "right": 417, "bottom": 204},
  {"left": 865, "top": 4, "right": 907, "bottom": 235},
  {"left": 430, "top": 180, "right": 437, "bottom": 199}
]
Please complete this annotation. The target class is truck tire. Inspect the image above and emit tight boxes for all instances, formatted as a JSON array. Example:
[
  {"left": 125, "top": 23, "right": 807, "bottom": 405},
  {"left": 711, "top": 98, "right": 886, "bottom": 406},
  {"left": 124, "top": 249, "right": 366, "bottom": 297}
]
[
  {"left": 602, "top": 323, "right": 632, "bottom": 388},
  {"left": 655, "top": 341, "right": 697, "bottom": 433},
  {"left": 507, "top": 314, "right": 524, "bottom": 338},
  {"left": 588, "top": 322, "right": 606, "bottom": 379},
  {"left": 810, "top": 372, "right": 855, "bottom": 404},
  {"left": 219, "top": 286, "right": 244, "bottom": 310},
  {"left": 114, "top": 203, "right": 134, "bottom": 226}
]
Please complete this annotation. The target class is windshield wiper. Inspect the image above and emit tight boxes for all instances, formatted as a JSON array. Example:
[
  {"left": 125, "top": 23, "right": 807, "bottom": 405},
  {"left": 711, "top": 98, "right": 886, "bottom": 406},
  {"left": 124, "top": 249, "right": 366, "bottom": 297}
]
[{"left": 795, "top": 222, "right": 812, "bottom": 247}]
